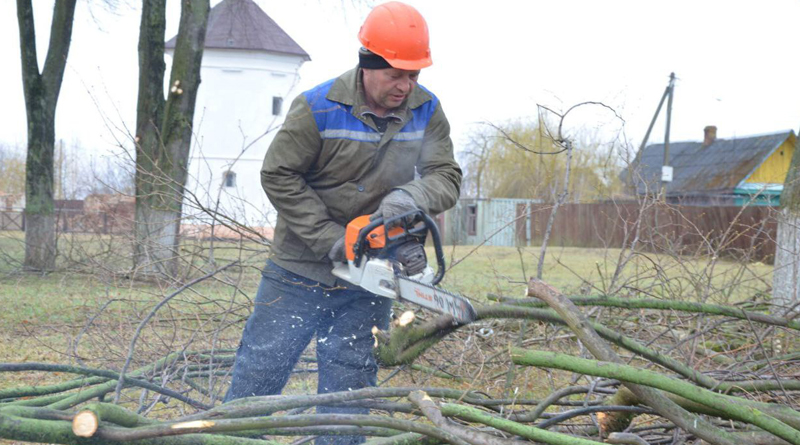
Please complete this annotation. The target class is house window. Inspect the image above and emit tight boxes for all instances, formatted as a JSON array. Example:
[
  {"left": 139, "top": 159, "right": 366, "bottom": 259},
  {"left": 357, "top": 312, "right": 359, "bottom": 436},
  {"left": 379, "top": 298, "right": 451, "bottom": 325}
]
[
  {"left": 272, "top": 96, "right": 283, "bottom": 116},
  {"left": 466, "top": 204, "right": 478, "bottom": 236},
  {"left": 224, "top": 171, "right": 236, "bottom": 188}
]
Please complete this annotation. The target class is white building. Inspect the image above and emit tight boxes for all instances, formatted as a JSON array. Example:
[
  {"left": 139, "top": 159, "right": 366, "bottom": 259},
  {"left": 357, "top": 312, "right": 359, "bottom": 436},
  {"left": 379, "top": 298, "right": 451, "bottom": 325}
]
[{"left": 166, "top": 0, "right": 309, "bottom": 230}]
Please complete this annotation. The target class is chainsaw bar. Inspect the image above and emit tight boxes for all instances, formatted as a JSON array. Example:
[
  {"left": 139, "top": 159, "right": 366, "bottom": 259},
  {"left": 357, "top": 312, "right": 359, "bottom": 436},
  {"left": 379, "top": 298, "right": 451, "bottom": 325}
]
[{"left": 395, "top": 275, "right": 477, "bottom": 324}]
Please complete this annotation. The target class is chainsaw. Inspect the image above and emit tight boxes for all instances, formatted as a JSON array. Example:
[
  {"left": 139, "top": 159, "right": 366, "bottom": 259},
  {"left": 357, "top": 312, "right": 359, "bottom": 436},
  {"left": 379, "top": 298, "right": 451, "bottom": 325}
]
[{"left": 331, "top": 211, "right": 477, "bottom": 324}]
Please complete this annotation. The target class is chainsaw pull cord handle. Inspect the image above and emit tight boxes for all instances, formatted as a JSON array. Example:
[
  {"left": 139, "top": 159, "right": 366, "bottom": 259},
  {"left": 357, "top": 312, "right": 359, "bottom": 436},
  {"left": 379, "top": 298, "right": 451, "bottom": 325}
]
[{"left": 352, "top": 211, "right": 446, "bottom": 286}]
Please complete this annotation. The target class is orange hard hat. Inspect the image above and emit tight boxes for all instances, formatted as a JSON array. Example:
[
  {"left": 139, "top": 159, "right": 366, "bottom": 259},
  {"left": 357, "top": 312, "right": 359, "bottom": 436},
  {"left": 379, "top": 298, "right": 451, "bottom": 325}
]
[{"left": 358, "top": 2, "right": 432, "bottom": 70}]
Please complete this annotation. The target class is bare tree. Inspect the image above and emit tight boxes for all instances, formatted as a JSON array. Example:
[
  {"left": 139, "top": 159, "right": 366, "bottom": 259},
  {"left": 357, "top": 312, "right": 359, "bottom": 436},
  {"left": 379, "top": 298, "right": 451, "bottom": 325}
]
[
  {"left": 461, "top": 120, "right": 623, "bottom": 202},
  {"left": 15, "top": 0, "right": 78, "bottom": 270},
  {"left": 133, "top": 0, "right": 209, "bottom": 277},
  {"left": 0, "top": 144, "right": 26, "bottom": 197},
  {"left": 459, "top": 128, "right": 493, "bottom": 199},
  {"left": 54, "top": 141, "right": 135, "bottom": 199}
]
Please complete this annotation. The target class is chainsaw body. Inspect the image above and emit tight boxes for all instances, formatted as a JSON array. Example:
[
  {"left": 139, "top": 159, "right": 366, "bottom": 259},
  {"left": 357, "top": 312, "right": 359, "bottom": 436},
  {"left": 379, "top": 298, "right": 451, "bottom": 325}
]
[
  {"left": 332, "top": 211, "right": 476, "bottom": 323},
  {"left": 332, "top": 212, "right": 444, "bottom": 299}
]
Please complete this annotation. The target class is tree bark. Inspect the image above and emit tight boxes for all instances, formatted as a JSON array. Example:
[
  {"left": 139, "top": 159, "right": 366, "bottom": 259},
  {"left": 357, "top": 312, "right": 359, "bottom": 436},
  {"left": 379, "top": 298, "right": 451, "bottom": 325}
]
[
  {"left": 374, "top": 304, "right": 725, "bottom": 391},
  {"left": 512, "top": 348, "right": 800, "bottom": 445},
  {"left": 0, "top": 405, "right": 267, "bottom": 445},
  {"left": 441, "top": 403, "right": 607, "bottom": 445},
  {"left": 597, "top": 386, "right": 783, "bottom": 437},
  {"left": 16, "top": 0, "right": 77, "bottom": 271},
  {"left": 134, "top": 0, "right": 209, "bottom": 277},
  {"left": 774, "top": 208, "right": 800, "bottom": 310},
  {"left": 773, "top": 129, "right": 800, "bottom": 309},
  {"left": 408, "top": 391, "right": 526, "bottom": 445},
  {"left": 527, "top": 278, "right": 740, "bottom": 445},
  {"left": 491, "top": 294, "right": 800, "bottom": 331}
]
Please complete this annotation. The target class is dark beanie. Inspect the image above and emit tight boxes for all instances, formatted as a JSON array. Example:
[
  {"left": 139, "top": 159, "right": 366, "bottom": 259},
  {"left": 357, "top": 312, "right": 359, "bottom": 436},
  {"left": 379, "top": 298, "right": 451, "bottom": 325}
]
[{"left": 358, "top": 47, "right": 392, "bottom": 69}]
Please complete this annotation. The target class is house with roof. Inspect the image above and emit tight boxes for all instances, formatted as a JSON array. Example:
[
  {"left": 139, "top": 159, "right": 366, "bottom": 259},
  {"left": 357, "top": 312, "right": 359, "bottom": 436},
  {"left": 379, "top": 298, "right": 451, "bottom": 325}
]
[
  {"left": 630, "top": 126, "right": 796, "bottom": 206},
  {"left": 165, "top": 0, "right": 310, "bottom": 227}
]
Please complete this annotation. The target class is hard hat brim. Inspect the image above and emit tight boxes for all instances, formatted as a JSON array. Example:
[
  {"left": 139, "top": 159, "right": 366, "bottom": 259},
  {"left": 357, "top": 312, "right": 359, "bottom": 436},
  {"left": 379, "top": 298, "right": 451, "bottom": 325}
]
[{"left": 385, "top": 56, "right": 433, "bottom": 71}]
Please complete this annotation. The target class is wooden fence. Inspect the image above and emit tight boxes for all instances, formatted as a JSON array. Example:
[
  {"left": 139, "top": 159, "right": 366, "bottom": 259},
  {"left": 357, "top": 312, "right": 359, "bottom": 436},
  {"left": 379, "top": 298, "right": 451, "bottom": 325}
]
[
  {"left": 0, "top": 209, "right": 133, "bottom": 235},
  {"left": 4, "top": 202, "right": 780, "bottom": 262},
  {"left": 517, "top": 202, "right": 777, "bottom": 262},
  {"left": 0, "top": 211, "right": 24, "bottom": 231}
]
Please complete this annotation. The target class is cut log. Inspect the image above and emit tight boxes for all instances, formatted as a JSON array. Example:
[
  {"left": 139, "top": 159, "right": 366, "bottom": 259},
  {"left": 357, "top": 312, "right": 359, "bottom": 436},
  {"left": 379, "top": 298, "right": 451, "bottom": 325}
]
[{"left": 72, "top": 410, "right": 99, "bottom": 438}]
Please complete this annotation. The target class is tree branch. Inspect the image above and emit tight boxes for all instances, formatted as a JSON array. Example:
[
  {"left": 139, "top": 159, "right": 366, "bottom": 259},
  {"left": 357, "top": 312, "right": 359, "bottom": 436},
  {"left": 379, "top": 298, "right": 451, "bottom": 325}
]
[
  {"left": 41, "top": 0, "right": 78, "bottom": 102},
  {"left": 527, "top": 278, "right": 740, "bottom": 445}
]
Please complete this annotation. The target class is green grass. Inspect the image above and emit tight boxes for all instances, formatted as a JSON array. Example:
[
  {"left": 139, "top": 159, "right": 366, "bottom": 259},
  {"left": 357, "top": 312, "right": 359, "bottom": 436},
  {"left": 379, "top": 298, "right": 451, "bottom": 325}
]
[
  {"left": 0, "top": 232, "right": 774, "bottom": 329},
  {"left": 439, "top": 244, "right": 772, "bottom": 305},
  {"left": 0, "top": 232, "right": 776, "bottom": 421}
]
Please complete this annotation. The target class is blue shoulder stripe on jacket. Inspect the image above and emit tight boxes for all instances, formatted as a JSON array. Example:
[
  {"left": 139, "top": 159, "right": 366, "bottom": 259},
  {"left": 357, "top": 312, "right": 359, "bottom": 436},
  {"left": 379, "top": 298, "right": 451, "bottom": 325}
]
[{"left": 303, "top": 78, "right": 438, "bottom": 143}]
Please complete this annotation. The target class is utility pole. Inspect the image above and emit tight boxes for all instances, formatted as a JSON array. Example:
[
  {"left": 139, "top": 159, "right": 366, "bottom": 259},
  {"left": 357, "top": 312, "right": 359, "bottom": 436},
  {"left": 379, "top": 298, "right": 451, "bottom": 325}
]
[
  {"left": 638, "top": 74, "right": 671, "bottom": 154},
  {"left": 662, "top": 72, "right": 676, "bottom": 196},
  {"left": 636, "top": 73, "right": 676, "bottom": 198}
]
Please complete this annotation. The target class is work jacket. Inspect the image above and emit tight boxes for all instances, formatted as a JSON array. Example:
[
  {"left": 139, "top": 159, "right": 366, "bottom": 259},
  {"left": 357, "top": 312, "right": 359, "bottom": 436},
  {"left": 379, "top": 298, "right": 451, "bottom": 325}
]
[{"left": 261, "top": 67, "right": 462, "bottom": 286}]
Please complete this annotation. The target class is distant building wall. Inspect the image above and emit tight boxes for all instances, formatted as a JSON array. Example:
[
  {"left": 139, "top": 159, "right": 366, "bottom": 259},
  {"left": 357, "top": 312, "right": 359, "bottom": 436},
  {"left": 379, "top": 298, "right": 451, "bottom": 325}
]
[
  {"left": 176, "top": 48, "right": 306, "bottom": 227},
  {"left": 746, "top": 136, "right": 795, "bottom": 184},
  {"left": 442, "top": 198, "right": 542, "bottom": 247},
  {"left": 0, "top": 194, "right": 24, "bottom": 211}
]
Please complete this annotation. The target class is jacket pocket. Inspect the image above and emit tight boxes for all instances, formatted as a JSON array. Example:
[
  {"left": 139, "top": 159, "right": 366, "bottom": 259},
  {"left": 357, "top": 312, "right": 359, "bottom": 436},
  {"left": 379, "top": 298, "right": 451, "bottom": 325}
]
[
  {"left": 311, "top": 139, "right": 377, "bottom": 185},
  {"left": 274, "top": 226, "right": 311, "bottom": 258},
  {"left": 382, "top": 140, "right": 422, "bottom": 184}
]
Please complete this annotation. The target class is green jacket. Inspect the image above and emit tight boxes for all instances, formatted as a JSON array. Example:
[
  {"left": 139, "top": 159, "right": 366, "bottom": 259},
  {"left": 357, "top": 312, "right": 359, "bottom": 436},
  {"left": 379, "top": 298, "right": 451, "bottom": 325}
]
[{"left": 261, "top": 67, "right": 462, "bottom": 286}]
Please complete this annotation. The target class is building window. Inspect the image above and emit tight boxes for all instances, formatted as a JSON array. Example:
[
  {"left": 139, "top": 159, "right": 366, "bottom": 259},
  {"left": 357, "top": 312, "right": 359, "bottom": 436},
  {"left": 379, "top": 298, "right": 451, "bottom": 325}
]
[
  {"left": 272, "top": 96, "right": 283, "bottom": 116},
  {"left": 224, "top": 171, "right": 236, "bottom": 188},
  {"left": 466, "top": 204, "right": 478, "bottom": 236}
]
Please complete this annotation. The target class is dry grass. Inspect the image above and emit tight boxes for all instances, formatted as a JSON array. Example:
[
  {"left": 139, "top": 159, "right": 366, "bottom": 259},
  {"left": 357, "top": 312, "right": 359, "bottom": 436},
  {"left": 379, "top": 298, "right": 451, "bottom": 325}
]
[{"left": 0, "top": 233, "right": 778, "bottom": 444}]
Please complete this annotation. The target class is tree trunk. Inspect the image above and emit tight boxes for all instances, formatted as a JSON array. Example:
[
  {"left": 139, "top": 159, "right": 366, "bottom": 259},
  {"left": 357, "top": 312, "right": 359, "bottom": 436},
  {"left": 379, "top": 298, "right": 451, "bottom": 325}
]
[
  {"left": 134, "top": 0, "right": 209, "bottom": 277},
  {"left": 24, "top": 107, "right": 57, "bottom": 270},
  {"left": 773, "top": 130, "right": 800, "bottom": 310},
  {"left": 774, "top": 208, "right": 800, "bottom": 310},
  {"left": 16, "top": 0, "right": 77, "bottom": 271}
]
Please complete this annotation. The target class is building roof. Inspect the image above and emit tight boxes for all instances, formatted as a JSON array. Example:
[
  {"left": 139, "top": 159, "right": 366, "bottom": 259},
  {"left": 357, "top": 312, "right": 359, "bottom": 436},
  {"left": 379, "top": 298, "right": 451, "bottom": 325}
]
[
  {"left": 631, "top": 130, "right": 794, "bottom": 195},
  {"left": 165, "top": 0, "right": 310, "bottom": 60}
]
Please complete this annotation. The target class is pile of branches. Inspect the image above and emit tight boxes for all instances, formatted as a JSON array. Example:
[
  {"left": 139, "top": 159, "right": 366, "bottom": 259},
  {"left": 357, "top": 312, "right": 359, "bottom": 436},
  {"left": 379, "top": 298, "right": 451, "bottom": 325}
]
[{"left": 2, "top": 278, "right": 799, "bottom": 445}]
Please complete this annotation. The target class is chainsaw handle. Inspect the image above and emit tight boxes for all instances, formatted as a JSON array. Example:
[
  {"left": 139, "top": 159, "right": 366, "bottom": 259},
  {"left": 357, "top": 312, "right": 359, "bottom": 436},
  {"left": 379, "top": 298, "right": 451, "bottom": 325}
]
[
  {"left": 352, "top": 217, "right": 384, "bottom": 267},
  {"left": 353, "top": 211, "right": 446, "bottom": 286},
  {"left": 421, "top": 212, "right": 446, "bottom": 286}
]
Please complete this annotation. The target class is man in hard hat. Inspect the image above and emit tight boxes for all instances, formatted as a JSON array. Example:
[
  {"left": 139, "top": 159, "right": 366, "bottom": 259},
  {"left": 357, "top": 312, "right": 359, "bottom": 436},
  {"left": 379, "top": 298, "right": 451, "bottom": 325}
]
[{"left": 224, "top": 3, "right": 461, "bottom": 443}]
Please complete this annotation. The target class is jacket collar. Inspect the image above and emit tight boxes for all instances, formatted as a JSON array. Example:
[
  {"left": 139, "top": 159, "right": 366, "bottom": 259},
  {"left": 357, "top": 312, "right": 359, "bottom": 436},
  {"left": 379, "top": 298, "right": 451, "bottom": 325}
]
[{"left": 326, "top": 67, "right": 432, "bottom": 117}]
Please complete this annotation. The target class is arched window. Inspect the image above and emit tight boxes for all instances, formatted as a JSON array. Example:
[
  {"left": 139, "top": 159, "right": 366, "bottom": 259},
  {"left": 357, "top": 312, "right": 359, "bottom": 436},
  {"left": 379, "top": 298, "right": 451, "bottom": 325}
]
[{"left": 224, "top": 171, "right": 236, "bottom": 188}]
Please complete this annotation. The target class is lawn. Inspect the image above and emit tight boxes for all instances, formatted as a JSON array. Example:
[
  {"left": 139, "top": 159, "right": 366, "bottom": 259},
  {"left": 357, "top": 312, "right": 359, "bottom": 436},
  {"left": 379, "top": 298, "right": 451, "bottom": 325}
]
[
  {"left": 0, "top": 230, "right": 776, "bottom": 443},
  {"left": 0, "top": 233, "right": 773, "bottom": 329},
  {"left": 441, "top": 243, "right": 772, "bottom": 305}
]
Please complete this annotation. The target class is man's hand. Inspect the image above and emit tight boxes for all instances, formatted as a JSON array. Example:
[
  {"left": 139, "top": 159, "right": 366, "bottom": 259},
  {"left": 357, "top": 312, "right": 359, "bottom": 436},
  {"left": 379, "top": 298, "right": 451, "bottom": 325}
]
[
  {"left": 328, "top": 236, "right": 347, "bottom": 263},
  {"left": 371, "top": 189, "right": 418, "bottom": 227}
]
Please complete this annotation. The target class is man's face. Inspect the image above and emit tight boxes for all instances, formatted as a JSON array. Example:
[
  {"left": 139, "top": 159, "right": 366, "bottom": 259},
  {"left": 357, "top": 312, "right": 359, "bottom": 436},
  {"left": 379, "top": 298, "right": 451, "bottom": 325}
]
[{"left": 362, "top": 68, "right": 420, "bottom": 116}]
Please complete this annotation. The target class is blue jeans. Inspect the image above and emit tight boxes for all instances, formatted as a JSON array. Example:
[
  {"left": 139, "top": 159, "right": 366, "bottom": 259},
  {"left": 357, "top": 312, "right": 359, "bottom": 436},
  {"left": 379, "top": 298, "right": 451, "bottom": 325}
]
[{"left": 225, "top": 260, "right": 393, "bottom": 445}]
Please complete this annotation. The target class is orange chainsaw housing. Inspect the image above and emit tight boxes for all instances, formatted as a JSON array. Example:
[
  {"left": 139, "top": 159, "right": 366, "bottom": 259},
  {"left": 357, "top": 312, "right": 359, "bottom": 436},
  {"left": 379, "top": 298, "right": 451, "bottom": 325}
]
[{"left": 344, "top": 215, "right": 405, "bottom": 262}]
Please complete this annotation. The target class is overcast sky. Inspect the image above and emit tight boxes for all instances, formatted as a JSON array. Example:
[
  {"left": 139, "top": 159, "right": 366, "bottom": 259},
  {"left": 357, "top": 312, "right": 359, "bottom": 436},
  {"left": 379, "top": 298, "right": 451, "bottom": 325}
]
[{"left": 2, "top": 0, "right": 800, "bottom": 159}]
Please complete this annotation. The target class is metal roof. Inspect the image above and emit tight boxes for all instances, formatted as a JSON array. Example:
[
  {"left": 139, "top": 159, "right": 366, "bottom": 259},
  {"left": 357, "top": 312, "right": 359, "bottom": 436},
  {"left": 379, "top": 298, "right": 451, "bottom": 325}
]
[
  {"left": 165, "top": 0, "right": 310, "bottom": 60},
  {"left": 631, "top": 130, "right": 794, "bottom": 195}
]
